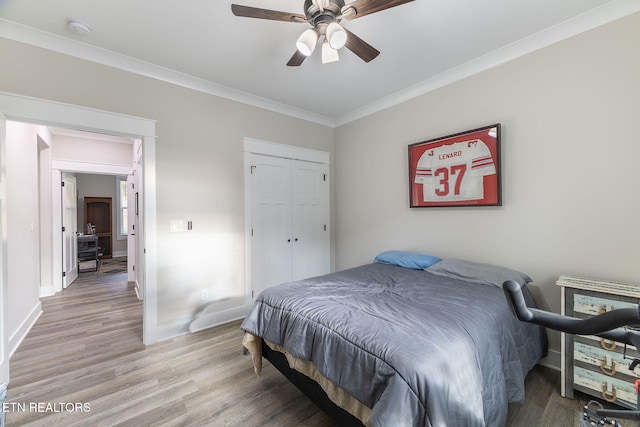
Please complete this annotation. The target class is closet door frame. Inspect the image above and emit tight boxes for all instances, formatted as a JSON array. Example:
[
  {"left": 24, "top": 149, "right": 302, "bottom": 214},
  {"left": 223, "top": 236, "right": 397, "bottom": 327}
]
[{"left": 243, "top": 138, "right": 330, "bottom": 309}]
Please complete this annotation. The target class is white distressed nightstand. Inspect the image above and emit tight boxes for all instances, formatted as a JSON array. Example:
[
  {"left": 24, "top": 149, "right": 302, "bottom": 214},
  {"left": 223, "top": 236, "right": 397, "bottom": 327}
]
[{"left": 558, "top": 275, "right": 640, "bottom": 408}]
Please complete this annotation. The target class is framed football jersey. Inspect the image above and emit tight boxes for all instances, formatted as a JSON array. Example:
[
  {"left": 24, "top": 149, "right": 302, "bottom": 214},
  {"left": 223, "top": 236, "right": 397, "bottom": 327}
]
[{"left": 409, "top": 124, "right": 501, "bottom": 207}]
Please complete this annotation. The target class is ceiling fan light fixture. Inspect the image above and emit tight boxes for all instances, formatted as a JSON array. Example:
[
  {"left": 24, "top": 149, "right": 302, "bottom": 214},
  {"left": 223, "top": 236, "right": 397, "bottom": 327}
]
[
  {"left": 321, "top": 41, "right": 339, "bottom": 64},
  {"left": 326, "top": 22, "right": 347, "bottom": 50},
  {"left": 296, "top": 28, "right": 319, "bottom": 56}
]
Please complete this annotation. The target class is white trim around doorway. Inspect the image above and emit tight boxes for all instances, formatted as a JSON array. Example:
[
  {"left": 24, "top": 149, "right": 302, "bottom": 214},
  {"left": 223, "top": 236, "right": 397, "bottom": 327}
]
[{"left": 0, "top": 91, "right": 159, "bottom": 348}]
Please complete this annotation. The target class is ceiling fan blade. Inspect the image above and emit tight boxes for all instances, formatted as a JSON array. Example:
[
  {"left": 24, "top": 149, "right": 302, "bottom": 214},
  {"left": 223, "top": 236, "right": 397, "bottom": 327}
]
[
  {"left": 231, "top": 4, "right": 306, "bottom": 23},
  {"left": 342, "top": 0, "right": 414, "bottom": 20},
  {"left": 287, "top": 50, "right": 307, "bottom": 67},
  {"left": 344, "top": 29, "right": 380, "bottom": 62}
]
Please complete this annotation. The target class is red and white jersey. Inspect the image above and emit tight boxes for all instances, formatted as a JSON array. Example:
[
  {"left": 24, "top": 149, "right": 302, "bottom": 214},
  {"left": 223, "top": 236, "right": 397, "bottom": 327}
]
[{"left": 414, "top": 139, "right": 496, "bottom": 202}]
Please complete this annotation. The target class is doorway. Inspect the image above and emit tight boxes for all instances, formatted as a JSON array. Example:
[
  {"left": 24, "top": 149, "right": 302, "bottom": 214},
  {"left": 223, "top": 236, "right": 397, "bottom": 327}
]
[
  {"left": 62, "top": 172, "right": 135, "bottom": 287},
  {"left": 0, "top": 92, "right": 158, "bottom": 388},
  {"left": 46, "top": 127, "right": 140, "bottom": 293}
]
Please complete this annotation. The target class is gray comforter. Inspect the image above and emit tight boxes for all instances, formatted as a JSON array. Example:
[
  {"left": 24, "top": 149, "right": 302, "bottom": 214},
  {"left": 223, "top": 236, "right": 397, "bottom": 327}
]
[{"left": 241, "top": 263, "right": 546, "bottom": 427}]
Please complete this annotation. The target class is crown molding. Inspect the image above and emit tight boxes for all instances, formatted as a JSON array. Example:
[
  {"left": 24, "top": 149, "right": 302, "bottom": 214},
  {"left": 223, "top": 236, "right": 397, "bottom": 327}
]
[
  {"left": 333, "top": 0, "right": 640, "bottom": 126},
  {"left": 0, "top": 18, "right": 336, "bottom": 128},
  {"left": 1, "top": 0, "right": 638, "bottom": 129}
]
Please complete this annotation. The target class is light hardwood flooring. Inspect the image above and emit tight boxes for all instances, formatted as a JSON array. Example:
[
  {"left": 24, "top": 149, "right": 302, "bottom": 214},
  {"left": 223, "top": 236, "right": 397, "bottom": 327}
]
[{"left": 5, "top": 272, "right": 637, "bottom": 426}]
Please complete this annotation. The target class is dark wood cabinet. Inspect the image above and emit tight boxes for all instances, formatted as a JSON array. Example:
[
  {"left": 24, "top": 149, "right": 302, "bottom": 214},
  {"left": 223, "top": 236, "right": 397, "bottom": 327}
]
[{"left": 84, "top": 196, "right": 112, "bottom": 259}]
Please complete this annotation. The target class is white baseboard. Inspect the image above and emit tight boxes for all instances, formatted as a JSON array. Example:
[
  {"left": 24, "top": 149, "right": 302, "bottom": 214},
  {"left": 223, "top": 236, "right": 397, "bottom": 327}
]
[
  {"left": 112, "top": 251, "right": 127, "bottom": 258},
  {"left": 151, "top": 305, "right": 249, "bottom": 344},
  {"left": 133, "top": 280, "right": 142, "bottom": 301},
  {"left": 8, "top": 301, "right": 42, "bottom": 358},
  {"left": 538, "top": 348, "right": 561, "bottom": 371},
  {"left": 39, "top": 285, "right": 56, "bottom": 297},
  {"left": 145, "top": 301, "right": 251, "bottom": 345},
  {"left": 188, "top": 305, "right": 247, "bottom": 333}
]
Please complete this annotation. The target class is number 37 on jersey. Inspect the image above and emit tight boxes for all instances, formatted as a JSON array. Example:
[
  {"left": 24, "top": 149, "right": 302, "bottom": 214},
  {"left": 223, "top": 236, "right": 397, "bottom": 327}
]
[{"left": 409, "top": 124, "right": 501, "bottom": 207}]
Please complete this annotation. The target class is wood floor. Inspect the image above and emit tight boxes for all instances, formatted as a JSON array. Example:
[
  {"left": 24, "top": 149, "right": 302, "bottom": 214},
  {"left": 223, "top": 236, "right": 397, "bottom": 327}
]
[{"left": 5, "top": 272, "right": 637, "bottom": 426}]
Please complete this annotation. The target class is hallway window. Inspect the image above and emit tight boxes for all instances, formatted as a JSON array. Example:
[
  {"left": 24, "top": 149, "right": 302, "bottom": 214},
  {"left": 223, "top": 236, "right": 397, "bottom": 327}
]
[{"left": 117, "top": 177, "right": 128, "bottom": 238}]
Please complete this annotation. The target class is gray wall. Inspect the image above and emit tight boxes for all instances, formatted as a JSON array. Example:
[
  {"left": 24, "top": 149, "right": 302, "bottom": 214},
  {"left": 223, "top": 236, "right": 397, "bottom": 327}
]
[
  {"left": 334, "top": 12, "right": 640, "bottom": 360},
  {"left": 0, "top": 37, "right": 336, "bottom": 336},
  {"left": 5, "top": 122, "right": 41, "bottom": 353}
]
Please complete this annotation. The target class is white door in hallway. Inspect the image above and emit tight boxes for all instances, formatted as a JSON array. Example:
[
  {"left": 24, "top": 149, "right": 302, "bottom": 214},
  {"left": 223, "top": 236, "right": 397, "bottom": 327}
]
[{"left": 62, "top": 173, "right": 78, "bottom": 288}]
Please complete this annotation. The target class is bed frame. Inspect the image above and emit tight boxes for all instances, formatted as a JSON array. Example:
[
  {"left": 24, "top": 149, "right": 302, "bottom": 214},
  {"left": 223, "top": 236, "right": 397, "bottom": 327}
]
[{"left": 261, "top": 340, "right": 365, "bottom": 427}]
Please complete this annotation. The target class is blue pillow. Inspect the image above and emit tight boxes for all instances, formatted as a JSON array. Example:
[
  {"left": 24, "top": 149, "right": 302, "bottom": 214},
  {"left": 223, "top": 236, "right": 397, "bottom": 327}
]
[{"left": 374, "top": 250, "right": 442, "bottom": 270}]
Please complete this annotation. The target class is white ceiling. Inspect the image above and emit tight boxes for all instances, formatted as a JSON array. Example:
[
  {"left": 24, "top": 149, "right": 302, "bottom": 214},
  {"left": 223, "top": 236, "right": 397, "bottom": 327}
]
[{"left": 1, "top": 0, "right": 638, "bottom": 126}]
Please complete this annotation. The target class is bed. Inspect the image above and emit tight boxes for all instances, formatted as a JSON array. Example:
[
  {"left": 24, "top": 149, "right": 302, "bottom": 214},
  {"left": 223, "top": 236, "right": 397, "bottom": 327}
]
[{"left": 241, "top": 254, "right": 547, "bottom": 427}]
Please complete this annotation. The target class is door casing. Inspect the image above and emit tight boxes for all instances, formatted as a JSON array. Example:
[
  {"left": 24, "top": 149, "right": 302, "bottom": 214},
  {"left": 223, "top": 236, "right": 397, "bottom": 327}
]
[{"left": 0, "top": 92, "right": 159, "bottom": 378}]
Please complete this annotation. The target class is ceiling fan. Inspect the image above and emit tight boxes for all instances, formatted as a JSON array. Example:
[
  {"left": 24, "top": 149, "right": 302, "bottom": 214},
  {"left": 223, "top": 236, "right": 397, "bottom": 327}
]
[{"left": 231, "top": 0, "right": 414, "bottom": 66}]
